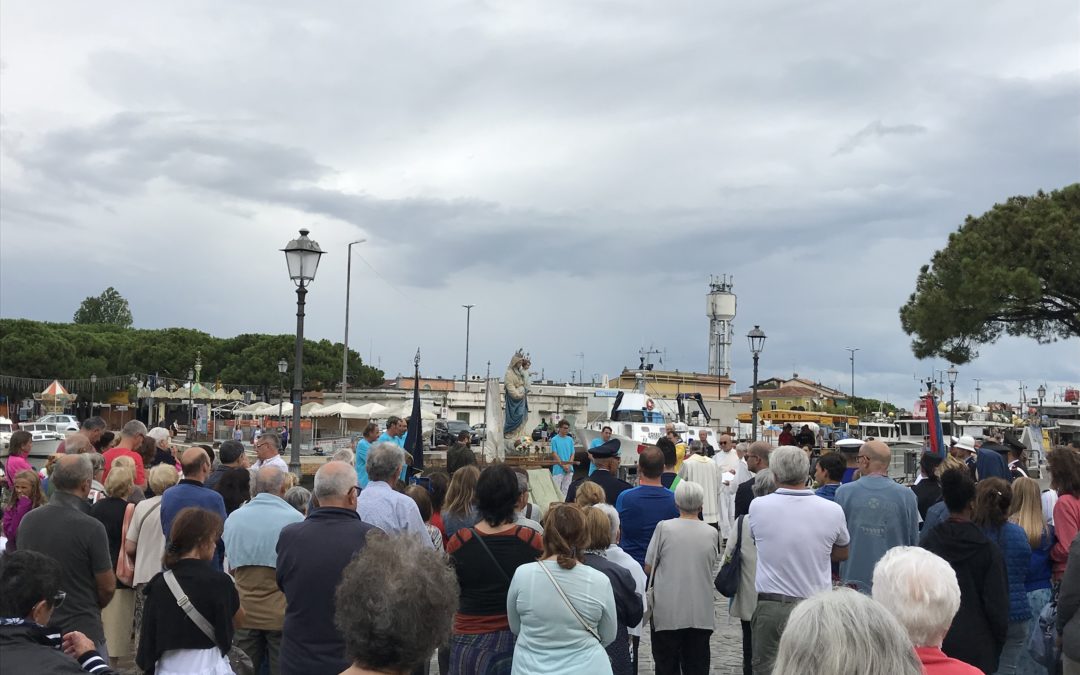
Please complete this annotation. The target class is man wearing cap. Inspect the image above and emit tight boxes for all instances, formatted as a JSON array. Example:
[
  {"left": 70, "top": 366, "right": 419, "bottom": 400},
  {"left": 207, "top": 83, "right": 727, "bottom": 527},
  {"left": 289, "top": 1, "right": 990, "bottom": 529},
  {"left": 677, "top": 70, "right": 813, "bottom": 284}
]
[
  {"left": 950, "top": 435, "right": 1009, "bottom": 481},
  {"left": 835, "top": 438, "right": 864, "bottom": 483},
  {"left": 566, "top": 439, "right": 630, "bottom": 506}
]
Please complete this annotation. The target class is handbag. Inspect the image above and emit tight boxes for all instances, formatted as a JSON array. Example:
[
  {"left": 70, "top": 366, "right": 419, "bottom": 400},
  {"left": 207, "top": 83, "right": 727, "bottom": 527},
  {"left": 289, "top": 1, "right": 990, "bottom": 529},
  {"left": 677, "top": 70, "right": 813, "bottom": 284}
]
[
  {"left": 115, "top": 503, "right": 136, "bottom": 587},
  {"left": 715, "top": 514, "right": 744, "bottom": 597},
  {"left": 162, "top": 570, "right": 254, "bottom": 675},
  {"left": 1026, "top": 592, "right": 1060, "bottom": 668},
  {"left": 537, "top": 561, "right": 603, "bottom": 643},
  {"left": 642, "top": 522, "right": 663, "bottom": 624}
]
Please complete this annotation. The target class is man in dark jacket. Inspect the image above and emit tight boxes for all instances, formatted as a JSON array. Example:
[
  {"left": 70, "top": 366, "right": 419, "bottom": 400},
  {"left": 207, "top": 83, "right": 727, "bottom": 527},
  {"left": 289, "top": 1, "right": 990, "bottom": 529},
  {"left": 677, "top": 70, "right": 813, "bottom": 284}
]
[
  {"left": 920, "top": 468, "right": 1008, "bottom": 673},
  {"left": 445, "top": 431, "right": 477, "bottom": 475},
  {"left": 565, "top": 440, "right": 631, "bottom": 505},
  {"left": 276, "top": 460, "right": 381, "bottom": 675},
  {"left": 0, "top": 550, "right": 118, "bottom": 674},
  {"left": 734, "top": 441, "right": 771, "bottom": 517},
  {"left": 205, "top": 439, "right": 249, "bottom": 491}
]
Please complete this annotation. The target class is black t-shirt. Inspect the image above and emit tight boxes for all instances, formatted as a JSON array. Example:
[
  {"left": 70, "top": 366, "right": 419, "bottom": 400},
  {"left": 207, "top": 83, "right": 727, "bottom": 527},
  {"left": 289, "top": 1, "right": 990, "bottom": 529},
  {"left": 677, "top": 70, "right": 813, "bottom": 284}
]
[
  {"left": 136, "top": 558, "right": 240, "bottom": 671},
  {"left": 446, "top": 526, "right": 543, "bottom": 617},
  {"left": 90, "top": 497, "right": 128, "bottom": 570}
]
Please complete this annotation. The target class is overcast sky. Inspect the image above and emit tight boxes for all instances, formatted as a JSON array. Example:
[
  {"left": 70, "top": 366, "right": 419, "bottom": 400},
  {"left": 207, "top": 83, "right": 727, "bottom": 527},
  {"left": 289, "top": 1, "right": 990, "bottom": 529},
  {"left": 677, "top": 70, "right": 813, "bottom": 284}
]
[{"left": 2, "top": 1, "right": 1077, "bottom": 408}]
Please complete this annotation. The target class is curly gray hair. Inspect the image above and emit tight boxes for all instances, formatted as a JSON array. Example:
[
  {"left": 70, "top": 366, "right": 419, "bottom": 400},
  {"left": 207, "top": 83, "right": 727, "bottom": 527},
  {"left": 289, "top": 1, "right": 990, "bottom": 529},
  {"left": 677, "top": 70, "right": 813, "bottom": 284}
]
[{"left": 335, "top": 534, "right": 459, "bottom": 672}]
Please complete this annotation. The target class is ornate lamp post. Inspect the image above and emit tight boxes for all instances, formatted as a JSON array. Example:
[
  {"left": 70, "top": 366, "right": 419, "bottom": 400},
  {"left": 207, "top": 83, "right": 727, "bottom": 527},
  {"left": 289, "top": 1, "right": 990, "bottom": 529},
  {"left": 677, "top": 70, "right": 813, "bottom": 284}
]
[
  {"left": 463, "top": 304, "right": 474, "bottom": 385},
  {"left": 747, "top": 325, "right": 766, "bottom": 441},
  {"left": 947, "top": 365, "right": 958, "bottom": 437},
  {"left": 187, "top": 367, "right": 195, "bottom": 436},
  {"left": 282, "top": 229, "right": 325, "bottom": 478},
  {"left": 90, "top": 374, "right": 97, "bottom": 416},
  {"left": 1037, "top": 384, "right": 1046, "bottom": 424}
]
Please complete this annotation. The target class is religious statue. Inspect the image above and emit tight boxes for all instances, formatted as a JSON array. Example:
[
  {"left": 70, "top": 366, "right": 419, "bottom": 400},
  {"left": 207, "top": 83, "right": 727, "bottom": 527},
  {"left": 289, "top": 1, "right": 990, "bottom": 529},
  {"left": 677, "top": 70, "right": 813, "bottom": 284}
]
[{"left": 503, "top": 349, "right": 531, "bottom": 449}]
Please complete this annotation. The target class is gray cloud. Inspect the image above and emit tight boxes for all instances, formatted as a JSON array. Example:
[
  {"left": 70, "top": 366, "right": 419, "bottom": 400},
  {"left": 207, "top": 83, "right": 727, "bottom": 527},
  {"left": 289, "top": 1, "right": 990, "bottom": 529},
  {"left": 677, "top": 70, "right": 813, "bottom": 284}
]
[{"left": 833, "top": 120, "right": 928, "bottom": 155}]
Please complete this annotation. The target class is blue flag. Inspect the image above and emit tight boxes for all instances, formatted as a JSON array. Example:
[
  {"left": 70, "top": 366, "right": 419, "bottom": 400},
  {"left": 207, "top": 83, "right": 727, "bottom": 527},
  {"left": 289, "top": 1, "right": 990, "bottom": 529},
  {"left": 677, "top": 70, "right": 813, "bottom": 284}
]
[{"left": 404, "top": 374, "right": 423, "bottom": 473}]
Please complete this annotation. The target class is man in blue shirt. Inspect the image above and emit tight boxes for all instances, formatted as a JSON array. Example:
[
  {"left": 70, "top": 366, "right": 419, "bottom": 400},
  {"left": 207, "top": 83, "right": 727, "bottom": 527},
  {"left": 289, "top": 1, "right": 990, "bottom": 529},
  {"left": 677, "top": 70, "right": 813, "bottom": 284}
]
[
  {"left": 550, "top": 420, "right": 576, "bottom": 497},
  {"left": 356, "top": 442, "right": 433, "bottom": 549},
  {"left": 814, "top": 452, "right": 846, "bottom": 502},
  {"left": 616, "top": 446, "right": 679, "bottom": 567},
  {"left": 587, "top": 426, "right": 612, "bottom": 476},
  {"left": 160, "top": 446, "right": 228, "bottom": 570},
  {"left": 354, "top": 422, "right": 380, "bottom": 489},
  {"left": 222, "top": 466, "right": 304, "bottom": 674},
  {"left": 834, "top": 440, "right": 919, "bottom": 590},
  {"left": 377, "top": 416, "right": 406, "bottom": 447}
]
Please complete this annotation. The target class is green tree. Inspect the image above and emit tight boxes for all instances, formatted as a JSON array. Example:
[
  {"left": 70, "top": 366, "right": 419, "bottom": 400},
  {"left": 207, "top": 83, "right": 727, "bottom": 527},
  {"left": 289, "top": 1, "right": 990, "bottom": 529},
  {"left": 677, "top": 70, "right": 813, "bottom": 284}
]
[
  {"left": 899, "top": 184, "right": 1080, "bottom": 363},
  {"left": 73, "top": 287, "right": 134, "bottom": 327}
]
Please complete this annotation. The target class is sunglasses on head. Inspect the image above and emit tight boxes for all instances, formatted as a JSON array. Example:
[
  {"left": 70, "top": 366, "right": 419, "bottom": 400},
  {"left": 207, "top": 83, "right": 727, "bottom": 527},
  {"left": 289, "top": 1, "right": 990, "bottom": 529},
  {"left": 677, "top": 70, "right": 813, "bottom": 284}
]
[{"left": 50, "top": 590, "right": 66, "bottom": 609}]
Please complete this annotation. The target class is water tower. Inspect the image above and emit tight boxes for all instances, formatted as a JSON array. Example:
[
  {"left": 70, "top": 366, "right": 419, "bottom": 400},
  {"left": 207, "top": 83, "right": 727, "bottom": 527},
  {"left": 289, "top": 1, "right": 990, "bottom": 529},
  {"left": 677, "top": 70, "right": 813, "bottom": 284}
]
[{"left": 707, "top": 275, "right": 736, "bottom": 378}]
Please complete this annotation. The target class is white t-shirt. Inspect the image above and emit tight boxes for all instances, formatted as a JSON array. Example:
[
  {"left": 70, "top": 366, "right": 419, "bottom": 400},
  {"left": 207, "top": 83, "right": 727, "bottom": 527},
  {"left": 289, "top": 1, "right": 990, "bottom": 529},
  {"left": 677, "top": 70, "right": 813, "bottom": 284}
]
[
  {"left": 253, "top": 455, "right": 289, "bottom": 473},
  {"left": 749, "top": 488, "right": 849, "bottom": 598}
]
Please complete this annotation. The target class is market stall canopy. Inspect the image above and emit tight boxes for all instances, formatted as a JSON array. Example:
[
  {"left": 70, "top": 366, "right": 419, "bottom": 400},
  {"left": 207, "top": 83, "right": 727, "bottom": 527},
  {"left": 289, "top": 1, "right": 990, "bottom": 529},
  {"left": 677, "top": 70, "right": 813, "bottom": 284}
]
[
  {"left": 380, "top": 402, "right": 437, "bottom": 420},
  {"left": 236, "top": 402, "right": 276, "bottom": 416},
  {"left": 229, "top": 389, "right": 244, "bottom": 401},
  {"left": 312, "top": 402, "right": 363, "bottom": 418},
  {"left": 301, "top": 402, "right": 323, "bottom": 416},
  {"left": 150, "top": 386, "right": 171, "bottom": 400}
]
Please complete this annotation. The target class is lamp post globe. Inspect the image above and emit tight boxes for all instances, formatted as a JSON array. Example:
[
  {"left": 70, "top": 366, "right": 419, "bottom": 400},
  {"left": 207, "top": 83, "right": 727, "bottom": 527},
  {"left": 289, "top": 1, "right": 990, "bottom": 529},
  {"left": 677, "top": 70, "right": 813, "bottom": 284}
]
[
  {"left": 1037, "top": 384, "right": 1046, "bottom": 425},
  {"left": 747, "top": 325, "right": 766, "bottom": 441},
  {"left": 90, "top": 374, "right": 97, "bottom": 415},
  {"left": 282, "top": 229, "right": 325, "bottom": 478}
]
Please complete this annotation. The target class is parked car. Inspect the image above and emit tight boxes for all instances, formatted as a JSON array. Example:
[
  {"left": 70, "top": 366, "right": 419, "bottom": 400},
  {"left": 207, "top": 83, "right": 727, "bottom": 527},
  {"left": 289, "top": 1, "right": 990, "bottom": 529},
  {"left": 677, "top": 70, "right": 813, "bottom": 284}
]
[
  {"left": 34, "top": 414, "right": 80, "bottom": 433},
  {"left": 471, "top": 423, "right": 486, "bottom": 445},
  {"left": 432, "top": 420, "right": 473, "bottom": 447}
]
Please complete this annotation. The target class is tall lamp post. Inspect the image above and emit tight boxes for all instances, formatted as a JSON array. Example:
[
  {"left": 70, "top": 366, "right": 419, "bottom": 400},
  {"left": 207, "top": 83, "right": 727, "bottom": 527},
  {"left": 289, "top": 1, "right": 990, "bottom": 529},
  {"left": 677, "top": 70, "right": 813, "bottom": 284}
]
[
  {"left": 90, "top": 374, "right": 97, "bottom": 416},
  {"left": 845, "top": 347, "right": 859, "bottom": 412},
  {"left": 341, "top": 239, "right": 366, "bottom": 403},
  {"left": 947, "top": 365, "right": 958, "bottom": 436},
  {"left": 1037, "top": 384, "right": 1046, "bottom": 425},
  {"left": 462, "top": 304, "right": 474, "bottom": 385},
  {"left": 282, "top": 229, "right": 325, "bottom": 478},
  {"left": 187, "top": 367, "right": 195, "bottom": 436},
  {"left": 748, "top": 325, "right": 766, "bottom": 441},
  {"left": 277, "top": 358, "right": 288, "bottom": 419}
]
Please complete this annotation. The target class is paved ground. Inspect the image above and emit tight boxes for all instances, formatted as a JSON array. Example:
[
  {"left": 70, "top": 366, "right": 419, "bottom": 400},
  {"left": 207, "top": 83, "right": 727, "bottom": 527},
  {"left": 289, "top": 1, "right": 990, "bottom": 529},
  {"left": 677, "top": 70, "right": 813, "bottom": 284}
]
[{"left": 637, "top": 595, "right": 744, "bottom": 674}]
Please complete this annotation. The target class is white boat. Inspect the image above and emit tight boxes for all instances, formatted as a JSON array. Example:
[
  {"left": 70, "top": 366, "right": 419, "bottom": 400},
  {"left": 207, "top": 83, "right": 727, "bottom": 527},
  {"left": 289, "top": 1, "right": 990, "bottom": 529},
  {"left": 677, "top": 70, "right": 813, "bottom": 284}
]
[{"left": 0, "top": 417, "right": 65, "bottom": 470}]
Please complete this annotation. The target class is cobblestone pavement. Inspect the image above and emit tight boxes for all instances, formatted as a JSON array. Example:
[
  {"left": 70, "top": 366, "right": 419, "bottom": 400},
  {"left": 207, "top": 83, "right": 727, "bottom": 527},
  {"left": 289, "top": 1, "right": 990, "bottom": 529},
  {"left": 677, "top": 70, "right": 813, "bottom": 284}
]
[{"left": 637, "top": 595, "right": 744, "bottom": 674}]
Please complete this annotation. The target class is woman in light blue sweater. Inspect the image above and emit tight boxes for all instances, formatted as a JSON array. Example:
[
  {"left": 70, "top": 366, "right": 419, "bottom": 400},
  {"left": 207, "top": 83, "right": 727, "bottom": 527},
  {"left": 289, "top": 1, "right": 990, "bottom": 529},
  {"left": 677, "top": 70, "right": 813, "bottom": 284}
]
[{"left": 507, "top": 504, "right": 617, "bottom": 675}]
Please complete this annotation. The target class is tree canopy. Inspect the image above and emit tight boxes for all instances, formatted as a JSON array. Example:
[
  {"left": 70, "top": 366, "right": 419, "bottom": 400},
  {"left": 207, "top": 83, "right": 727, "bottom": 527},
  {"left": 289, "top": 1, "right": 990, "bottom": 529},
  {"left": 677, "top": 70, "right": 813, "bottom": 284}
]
[
  {"left": 73, "top": 287, "right": 134, "bottom": 327},
  {"left": 899, "top": 184, "right": 1080, "bottom": 363},
  {"left": 0, "top": 319, "right": 384, "bottom": 391}
]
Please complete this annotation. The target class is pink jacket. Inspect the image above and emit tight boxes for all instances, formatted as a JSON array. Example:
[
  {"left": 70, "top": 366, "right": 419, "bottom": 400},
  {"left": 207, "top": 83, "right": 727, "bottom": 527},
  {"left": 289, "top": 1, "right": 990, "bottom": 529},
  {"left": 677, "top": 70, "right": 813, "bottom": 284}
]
[
  {"left": 916, "top": 646, "right": 983, "bottom": 674},
  {"left": 4, "top": 455, "right": 33, "bottom": 489},
  {"left": 2, "top": 496, "right": 32, "bottom": 552}
]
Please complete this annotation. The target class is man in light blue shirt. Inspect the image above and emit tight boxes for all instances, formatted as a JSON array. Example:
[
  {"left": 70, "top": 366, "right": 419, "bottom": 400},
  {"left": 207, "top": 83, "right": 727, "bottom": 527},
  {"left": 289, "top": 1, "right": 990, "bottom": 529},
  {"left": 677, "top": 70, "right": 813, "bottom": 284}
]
[
  {"left": 550, "top": 420, "right": 576, "bottom": 497},
  {"left": 356, "top": 441, "right": 433, "bottom": 549},
  {"left": 377, "top": 416, "right": 406, "bottom": 447},
  {"left": 222, "top": 465, "right": 304, "bottom": 674},
  {"left": 588, "top": 426, "right": 612, "bottom": 476},
  {"left": 354, "top": 422, "right": 380, "bottom": 489},
  {"left": 834, "top": 440, "right": 919, "bottom": 591}
]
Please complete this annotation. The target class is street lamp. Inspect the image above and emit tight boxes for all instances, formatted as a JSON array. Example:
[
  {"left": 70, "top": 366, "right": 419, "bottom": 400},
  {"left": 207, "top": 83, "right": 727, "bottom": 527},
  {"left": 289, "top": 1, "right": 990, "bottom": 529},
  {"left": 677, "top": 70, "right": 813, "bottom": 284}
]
[
  {"left": 282, "top": 228, "right": 325, "bottom": 478},
  {"left": 341, "top": 239, "right": 366, "bottom": 404},
  {"left": 1037, "top": 384, "right": 1046, "bottom": 425},
  {"left": 747, "top": 325, "right": 766, "bottom": 441},
  {"left": 463, "top": 304, "right": 475, "bottom": 385},
  {"left": 90, "top": 374, "right": 97, "bottom": 416},
  {"left": 187, "top": 367, "right": 195, "bottom": 437},
  {"left": 277, "top": 358, "right": 288, "bottom": 419},
  {"left": 947, "top": 365, "right": 958, "bottom": 436},
  {"left": 845, "top": 347, "right": 860, "bottom": 412}
]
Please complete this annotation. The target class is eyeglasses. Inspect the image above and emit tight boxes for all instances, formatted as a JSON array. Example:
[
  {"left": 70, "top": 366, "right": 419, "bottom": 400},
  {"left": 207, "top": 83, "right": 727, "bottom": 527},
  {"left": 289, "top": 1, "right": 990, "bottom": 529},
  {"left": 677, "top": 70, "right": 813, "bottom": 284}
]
[{"left": 51, "top": 591, "right": 66, "bottom": 609}]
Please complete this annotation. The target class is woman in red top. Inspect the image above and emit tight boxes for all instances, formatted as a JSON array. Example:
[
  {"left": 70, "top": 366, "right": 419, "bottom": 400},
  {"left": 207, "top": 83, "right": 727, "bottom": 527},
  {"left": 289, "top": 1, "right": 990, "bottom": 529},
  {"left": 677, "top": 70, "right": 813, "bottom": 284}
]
[
  {"left": 1049, "top": 446, "right": 1080, "bottom": 580},
  {"left": 445, "top": 465, "right": 543, "bottom": 675}
]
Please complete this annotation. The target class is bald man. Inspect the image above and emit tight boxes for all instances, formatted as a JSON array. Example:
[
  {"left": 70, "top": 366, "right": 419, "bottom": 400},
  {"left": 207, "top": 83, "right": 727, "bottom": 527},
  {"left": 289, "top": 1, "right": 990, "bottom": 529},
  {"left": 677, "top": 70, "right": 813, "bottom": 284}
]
[
  {"left": 833, "top": 440, "right": 919, "bottom": 591},
  {"left": 160, "top": 446, "right": 228, "bottom": 570}
]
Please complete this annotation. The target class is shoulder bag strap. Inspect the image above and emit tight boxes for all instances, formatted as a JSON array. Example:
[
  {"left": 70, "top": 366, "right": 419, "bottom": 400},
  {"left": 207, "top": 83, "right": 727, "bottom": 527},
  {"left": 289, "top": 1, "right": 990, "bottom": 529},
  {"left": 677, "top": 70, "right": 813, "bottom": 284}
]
[
  {"left": 163, "top": 570, "right": 219, "bottom": 646},
  {"left": 133, "top": 501, "right": 162, "bottom": 536},
  {"left": 647, "top": 522, "right": 663, "bottom": 592},
  {"left": 469, "top": 528, "right": 510, "bottom": 584},
  {"left": 735, "top": 514, "right": 744, "bottom": 552},
  {"left": 536, "top": 561, "right": 602, "bottom": 643}
]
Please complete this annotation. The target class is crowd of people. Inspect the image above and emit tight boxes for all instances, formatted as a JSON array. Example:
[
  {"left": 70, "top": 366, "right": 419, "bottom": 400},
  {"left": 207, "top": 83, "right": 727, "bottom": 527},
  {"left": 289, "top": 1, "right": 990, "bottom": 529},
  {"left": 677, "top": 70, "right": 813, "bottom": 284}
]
[{"left": 3, "top": 412, "right": 1080, "bottom": 675}]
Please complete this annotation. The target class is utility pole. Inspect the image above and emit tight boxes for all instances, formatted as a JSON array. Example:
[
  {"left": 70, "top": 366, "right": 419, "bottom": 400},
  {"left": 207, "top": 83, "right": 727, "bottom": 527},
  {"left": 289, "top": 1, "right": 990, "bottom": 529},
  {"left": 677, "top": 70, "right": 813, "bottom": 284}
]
[
  {"left": 577, "top": 353, "right": 585, "bottom": 385},
  {"left": 341, "top": 239, "right": 365, "bottom": 403},
  {"left": 462, "top": 304, "right": 475, "bottom": 385},
  {"left": 973, "top": 379, "right": 981, "bottom": 406}
]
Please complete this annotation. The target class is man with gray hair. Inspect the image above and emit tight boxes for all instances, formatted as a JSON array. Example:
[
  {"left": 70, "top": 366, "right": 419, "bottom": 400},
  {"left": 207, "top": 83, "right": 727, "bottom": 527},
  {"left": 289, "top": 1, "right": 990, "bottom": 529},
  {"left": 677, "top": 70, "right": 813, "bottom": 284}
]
[
  {"left": 253, "top": 431, "right": 289, "bottom": 472},
  {"left": 276, "top": 461, "right": 380, "bottom": 675},
  {"left": 735, "top": 441, "right": 772, "bottom": 517},
  {"left": 748, "top": 446, "right": 849, "bottom": 675},
  {"left": 102, "top": 419, "right": 147, "bottom": 489},
  {"left": 356, "top": 442, "right": 433, "bottom": 549},
  {"left": 57, "top": 416, "right": 107, "bottom": 454},
  {"left": 223, "top": 466, "right": 303, "bottom": 674},
  {"left": 17, "top": 454, "right": 116, "bottom": 659}
]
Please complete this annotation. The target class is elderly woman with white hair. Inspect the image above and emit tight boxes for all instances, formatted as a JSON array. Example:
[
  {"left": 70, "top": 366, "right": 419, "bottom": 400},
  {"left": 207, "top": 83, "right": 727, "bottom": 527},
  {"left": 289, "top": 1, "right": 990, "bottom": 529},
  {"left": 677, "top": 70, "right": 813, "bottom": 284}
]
[
  {"left": 773, "top": 587, "right": 921, "bottom": 675},
  {"left": 644, "top": 480, "right": 720, "bottom": 675},
  {"left": 872, "top": 546, "right": 983, "bottom": 675}
]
